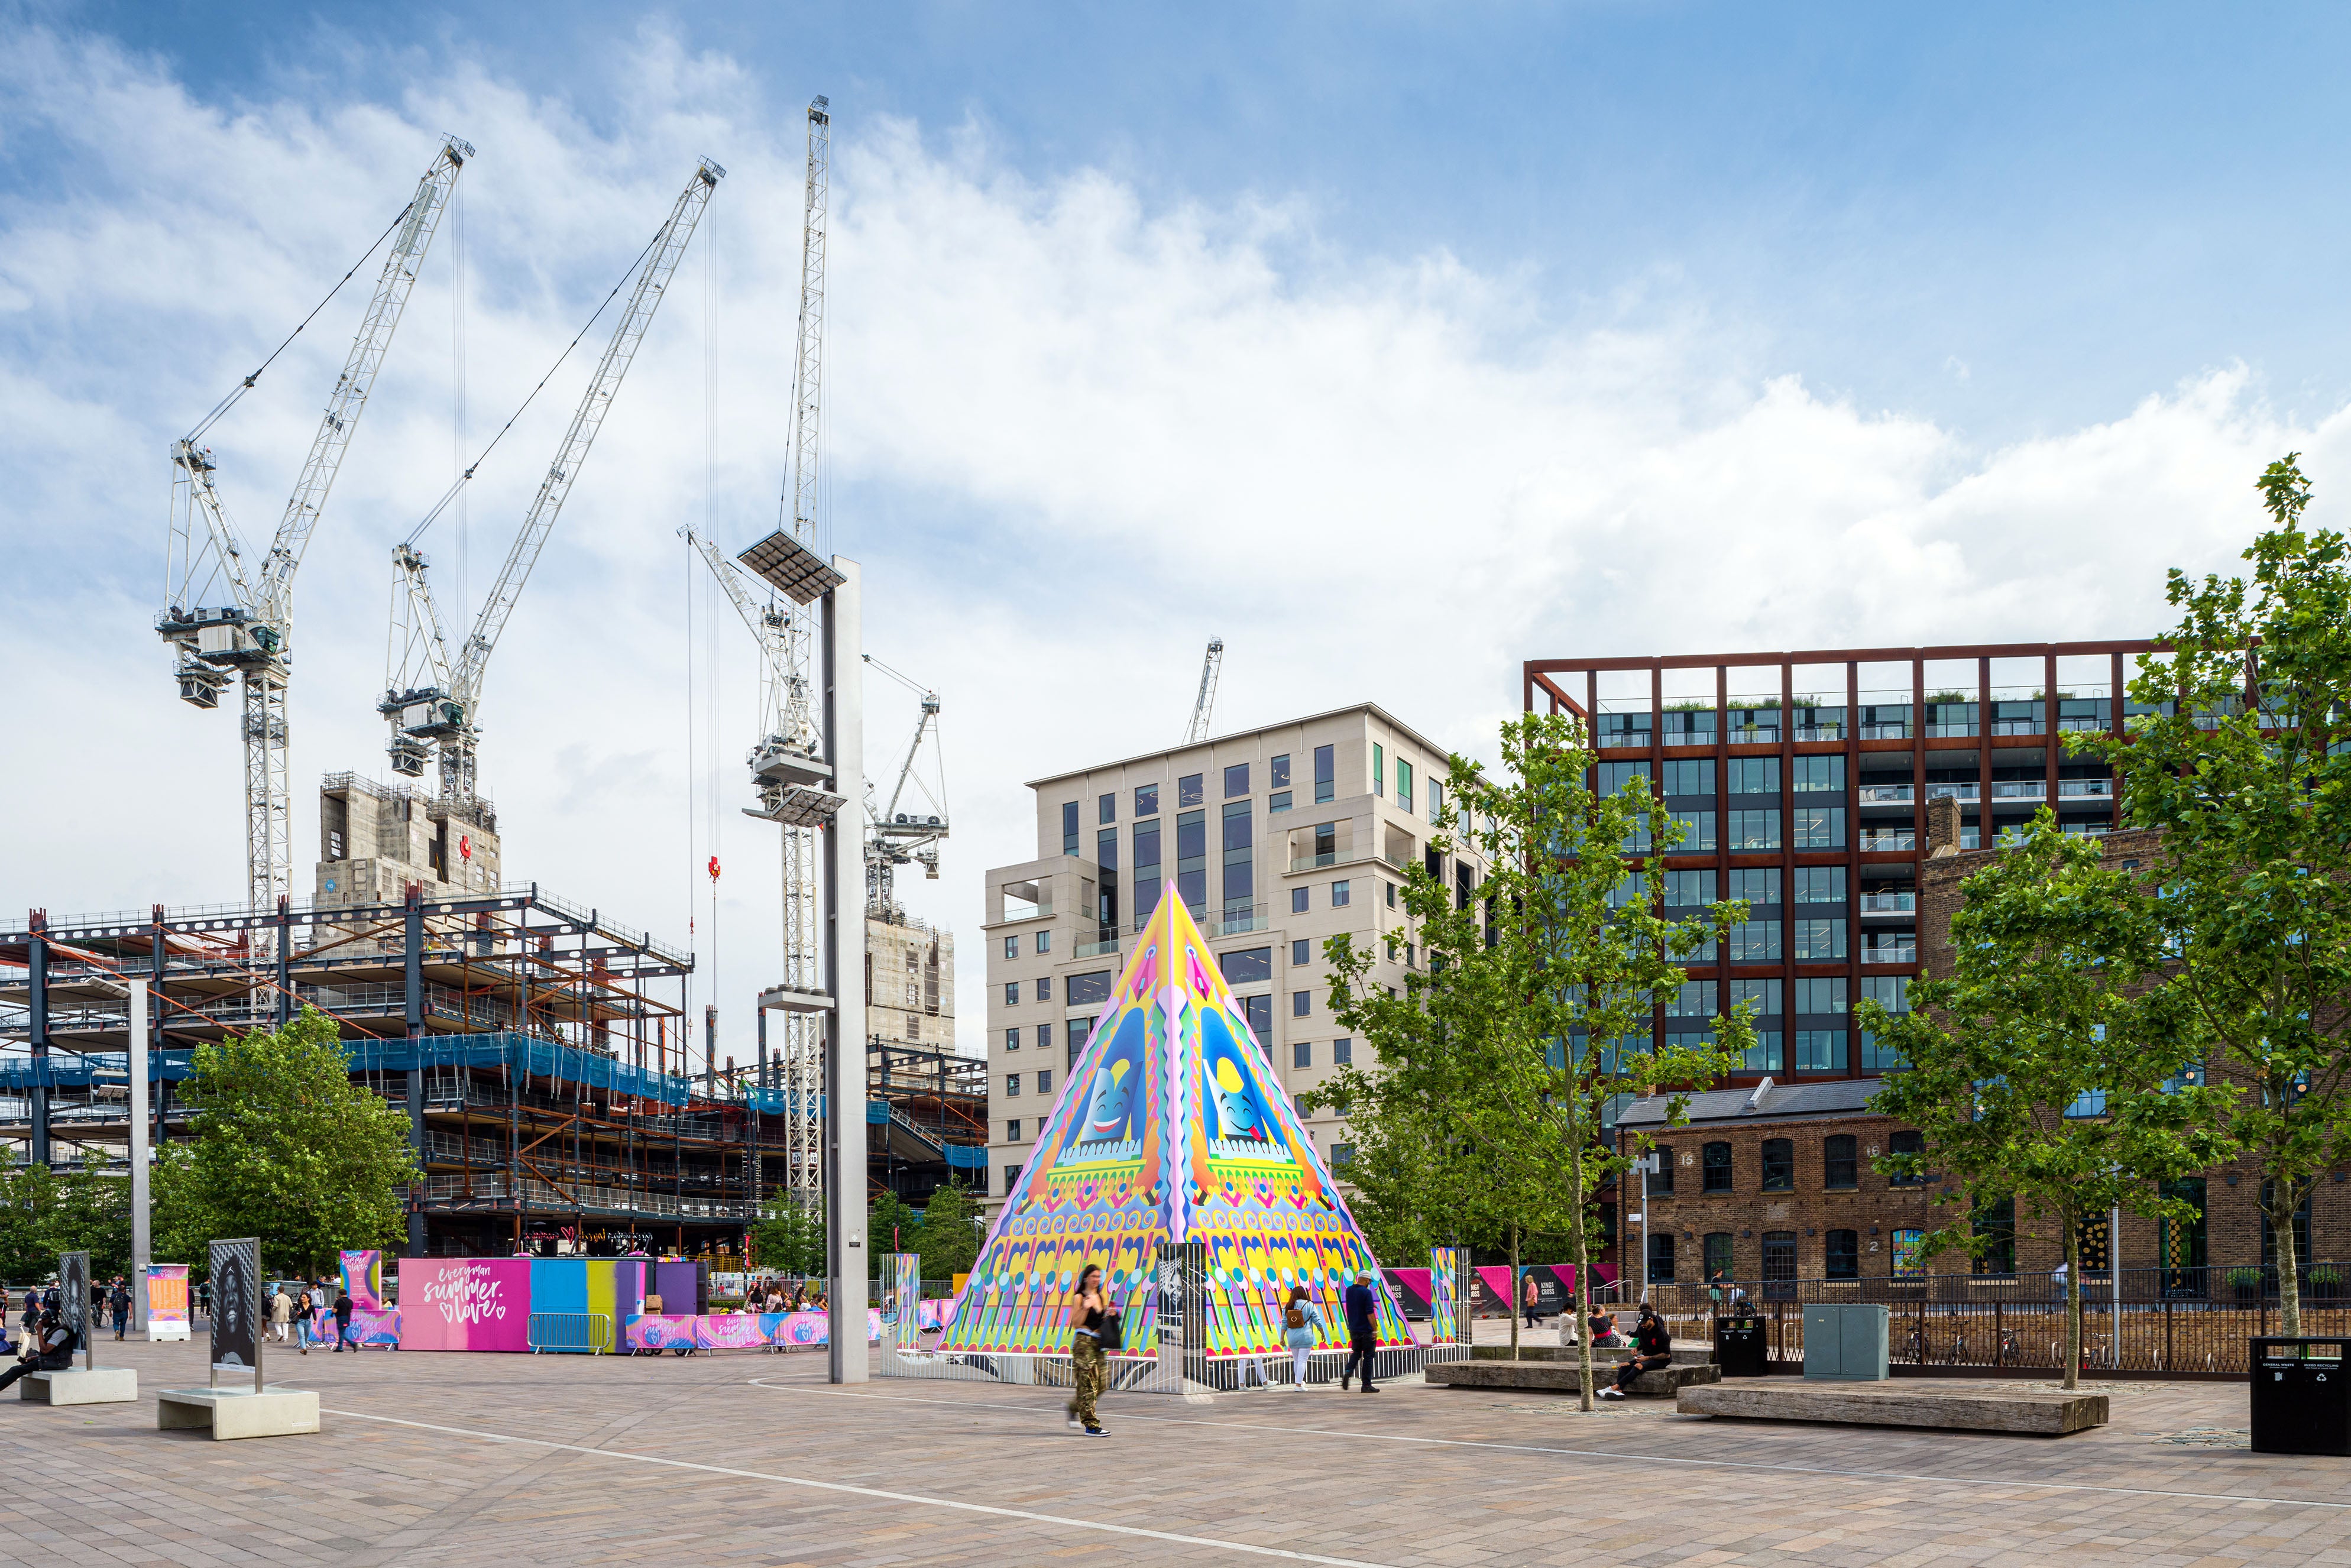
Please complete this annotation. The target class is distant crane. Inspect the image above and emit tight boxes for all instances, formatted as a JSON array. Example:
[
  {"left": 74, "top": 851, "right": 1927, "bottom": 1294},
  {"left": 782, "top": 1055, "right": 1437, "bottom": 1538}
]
[
  {"left": 380, "top": 158, "right": 724, "bottom": 818},
  {"left": 158, "top": 137, "right": 471, "bottom": 910},
  {"left": 1184, "top": 637, "right": 1225, "bottom": 744},
  {"left": 861, "top": 654, "right": 949, "bottom": 918}
]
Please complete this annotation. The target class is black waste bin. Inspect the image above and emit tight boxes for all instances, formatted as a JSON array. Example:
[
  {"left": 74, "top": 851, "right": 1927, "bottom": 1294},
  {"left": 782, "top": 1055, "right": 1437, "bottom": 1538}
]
[
  {"left": 1715, "top": 1313, "right": 1769, "bottom": 1378},
  {"left": 2251, "top": 1337, "right": 2351, "bottom": 1456}
]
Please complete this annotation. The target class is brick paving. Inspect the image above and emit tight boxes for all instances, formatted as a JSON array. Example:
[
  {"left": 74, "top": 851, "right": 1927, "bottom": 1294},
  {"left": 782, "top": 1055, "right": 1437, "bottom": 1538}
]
[{"left": 2, "top": 1336, "right": 2348, "bottom": 1565}]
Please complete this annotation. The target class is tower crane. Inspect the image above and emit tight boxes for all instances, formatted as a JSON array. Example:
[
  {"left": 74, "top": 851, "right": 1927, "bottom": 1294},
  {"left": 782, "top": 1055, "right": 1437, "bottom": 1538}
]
[
  {"left": 380, "top": 158, "right": 724, "bottom": 818},
  {"left": 1184, "top": 636, "right": 1225, "bottom": 744},
  {"left": 860, "top": 654, "right": 949, "bottom": 919},
  {"left": 158, "top": 137, "right": 471, "bottom": 911}
]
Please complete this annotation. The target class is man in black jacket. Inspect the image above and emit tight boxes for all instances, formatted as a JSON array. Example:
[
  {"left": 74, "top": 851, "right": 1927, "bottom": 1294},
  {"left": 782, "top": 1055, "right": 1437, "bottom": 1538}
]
[
  {"left": 0, "top": 1309, "right": 75, "bottom": 1392},
  {"left": 333, "top": 1287, "right": 357, "bottom": 1351},
  {"left": 1340, "top": 1269, "right": 1380, "bottom": 1392},
  {"left": 1598, "top": 1307, "right": 1673, "bottom": 1398}
]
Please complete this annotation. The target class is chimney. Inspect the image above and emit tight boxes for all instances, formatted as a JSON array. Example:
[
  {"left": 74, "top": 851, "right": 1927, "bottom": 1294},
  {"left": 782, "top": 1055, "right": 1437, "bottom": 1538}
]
[{"left": 1926, "top": 793, "right": 1963, "bottom": 858}]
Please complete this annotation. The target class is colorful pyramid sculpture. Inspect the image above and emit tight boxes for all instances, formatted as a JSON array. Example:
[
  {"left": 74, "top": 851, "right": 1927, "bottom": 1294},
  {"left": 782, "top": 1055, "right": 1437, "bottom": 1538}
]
[{"left": 935, "top": 883, "right": 1414, "bottom": 1359}]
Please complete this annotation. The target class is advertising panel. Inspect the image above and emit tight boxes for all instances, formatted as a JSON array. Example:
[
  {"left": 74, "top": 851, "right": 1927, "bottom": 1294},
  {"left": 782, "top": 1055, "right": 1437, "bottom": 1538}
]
[{"left": 397, "top": 1258, "right": 532, "bottom": 1352}]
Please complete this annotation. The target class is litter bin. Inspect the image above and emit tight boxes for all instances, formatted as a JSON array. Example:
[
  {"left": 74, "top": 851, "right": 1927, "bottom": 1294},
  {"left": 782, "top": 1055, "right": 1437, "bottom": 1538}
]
[
  {"left": 1715, "top": 1313, "right": 1769, "bottom": 1378},
  {"left": 1802, "top": 1303, "right": 1890, "bottom": 1381},
  {"left": 2251, "top": 1337, "right": 2351, "bottom": 1456}
]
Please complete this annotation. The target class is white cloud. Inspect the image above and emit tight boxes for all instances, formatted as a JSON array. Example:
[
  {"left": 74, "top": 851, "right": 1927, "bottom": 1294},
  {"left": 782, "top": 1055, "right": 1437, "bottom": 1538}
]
[{"left": 1, "top": 24, "right": 2340, "bottom": 1062}]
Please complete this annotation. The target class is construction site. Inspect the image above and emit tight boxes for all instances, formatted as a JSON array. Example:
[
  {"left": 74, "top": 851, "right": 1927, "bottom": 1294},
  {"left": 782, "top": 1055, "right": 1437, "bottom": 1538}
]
[{"left": 0, "top": 99, "right": 981, "bottom": 1261}]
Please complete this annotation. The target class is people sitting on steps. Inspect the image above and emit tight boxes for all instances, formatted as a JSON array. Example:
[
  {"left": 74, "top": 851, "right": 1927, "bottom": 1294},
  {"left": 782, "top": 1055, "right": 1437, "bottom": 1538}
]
[
  {"left": 1598, "top": 1306, "right": 1674, "bottom": 1399},
  {"left": 0, "top": 1307, "right": 76, "bottom": 1393}
]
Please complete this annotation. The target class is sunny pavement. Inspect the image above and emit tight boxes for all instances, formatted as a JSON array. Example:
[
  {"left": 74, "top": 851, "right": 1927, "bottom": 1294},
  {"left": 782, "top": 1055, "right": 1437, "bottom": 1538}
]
[{"left": 0, "top": 1334, "right": 2344, "bottom": 1566}]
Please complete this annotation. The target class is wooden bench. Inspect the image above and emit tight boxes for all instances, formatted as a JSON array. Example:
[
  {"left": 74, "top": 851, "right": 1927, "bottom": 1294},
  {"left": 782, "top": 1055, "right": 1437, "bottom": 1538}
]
[
  {"left": 1428, "top": 1359, "right": 1721, "bottom": 1397},
  {"left": 1677, "top": 1380, "right": 2107, "bottom": 1436}
]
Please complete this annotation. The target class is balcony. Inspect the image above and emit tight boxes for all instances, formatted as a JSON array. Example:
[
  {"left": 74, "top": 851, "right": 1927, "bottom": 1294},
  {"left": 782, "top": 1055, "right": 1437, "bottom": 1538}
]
[
  {"left": 1859, "top": 829, "right": 1916, "bottom": 852},
  {"left": 1862, "top": 942, "right": 1918, "bottom": 966},
  {"left": 1597, "top": 730, "right": 1654, "bottom": 750},
  {"left": 1992, "top": 780, "right": 2047, "bottom": 800},
  {"left": 1925, "top": 782, "right": 1980, "bottom": 802},
  {"left": 1857, "top": 721, "right": 1912, "bottom": 740},
  {"left": 1793, "top": 725, "right": 1844, "bottom": 742},
  {"left": 1861, "top": 891, "right": 1917, "bottom": 915},
  {"left": 1076, "top": 937, "right": 1121, "bottom": 959},
  {"left": 1210, "top": 903, "right": 1268, "bottom": 937},
  {"left": 1288, "top": 848, "right": 1364, "bottom": 873},
  {"left": 1858, "top": 785, "right": 1914, "bottom": 806},
  {"left": 2060, "top": 823, "right": 2113, "bottom": 838},
  {"left": 2059, "top": 778, "right": 2114, "bottom": 798}
]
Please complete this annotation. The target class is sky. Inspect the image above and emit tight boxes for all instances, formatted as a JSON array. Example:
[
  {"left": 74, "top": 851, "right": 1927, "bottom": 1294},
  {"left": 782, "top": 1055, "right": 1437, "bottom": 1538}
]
[{"left": 7, "top": 1, "right": 2351, "bottom": 1061}]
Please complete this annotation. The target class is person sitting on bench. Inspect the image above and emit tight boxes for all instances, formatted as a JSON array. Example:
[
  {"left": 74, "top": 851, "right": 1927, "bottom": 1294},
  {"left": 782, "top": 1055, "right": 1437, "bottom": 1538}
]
[
  {"left": 1598, "top": 1307, "right": 1672, "bottom": 1399},
  {"left": 1586, "top": 1307, "right": 1625, "bottom": 1347},
  {"left": 0, "top": 1308, "right": 75, "bottom": 1392}
]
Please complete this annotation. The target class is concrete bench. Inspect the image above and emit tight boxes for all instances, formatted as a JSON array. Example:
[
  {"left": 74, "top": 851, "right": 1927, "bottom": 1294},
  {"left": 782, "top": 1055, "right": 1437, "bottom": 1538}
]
[
  {"left": 1677, "top": 1381, "right": 2107, "bottom": 1436},
  {"left": 156, "top": 1386, "right": 320, "bottom": 1440},
  {"left": 1429, "top": 1359, "right": 1722, "bottom": 1397},
  {"left": 20, "top": 1367, "right": 137, "bottom": 1405}
]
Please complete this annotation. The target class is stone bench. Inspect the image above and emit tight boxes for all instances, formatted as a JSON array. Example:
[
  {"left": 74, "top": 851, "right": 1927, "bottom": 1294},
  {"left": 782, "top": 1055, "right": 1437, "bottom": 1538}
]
[
  {"left": 20, "top": 1367, "right": 137, "bottom": 1405},
  {"left": 1471, "top": 1342, "right": 1713, "bottom": 1365},
  {"left": 1429, "top": 1359, "right": 1722, "bottom": 1397},
  {"left": 156, "top": 1386, "right": 320, "bottom": 1440},
  {"left": 1676, "top": 1380, "right": 2107, "bottom": 1436}
]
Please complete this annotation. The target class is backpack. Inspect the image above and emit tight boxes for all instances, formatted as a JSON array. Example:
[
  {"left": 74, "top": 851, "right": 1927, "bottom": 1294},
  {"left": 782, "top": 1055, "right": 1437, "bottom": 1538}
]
[{"left": 1285, "top": 1302, "right": 1307, "bottom": 1330}]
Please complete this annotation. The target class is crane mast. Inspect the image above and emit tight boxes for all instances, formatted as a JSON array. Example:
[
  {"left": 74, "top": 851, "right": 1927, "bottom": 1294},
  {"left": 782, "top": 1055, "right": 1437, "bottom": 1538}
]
[
  {"left": 1184, "top": 636, "right": 1225, "bottom": 744},
  {"left": 861, "top": 655, "right": 949, "bottom": 921},
  {"left": 382, "top": 157, "right": 724, "bottom": 818},
  {"left": 159, "top": 137, "right": 471, "bottom": 910}
]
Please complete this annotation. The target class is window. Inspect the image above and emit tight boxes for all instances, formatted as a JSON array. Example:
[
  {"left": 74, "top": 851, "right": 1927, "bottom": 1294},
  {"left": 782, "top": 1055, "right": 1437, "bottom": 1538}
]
[
  {"left": 1824, "top": 1229, "right": 1858, "bottom": 1280},
  {"left": 1795, "top": 977, "right": 1847, "bottom": 1015},
  {"left": 1007, "top": 1120, "right": 1022, "bottom": 1142},
  {"left": 1223, "top": 800, "right": 1254, "bottom": 909},
  {"left": 1670, "top": 810, "right": 1718, "bottom": 851},
  {"left": 1666, "top": 980, "right": 1718, "bottom": 1018},
  {"left": 1314, "top": 744, "right": 1335, "bottom": 804},
  {"left": 1728, "top": 868, "right": 1780, "bottom": 906},
  {"left": 2064, "top": 1088, "right": 2109, "bottom": 1118},
  {"left": 1761, "top": 1232, "right": 1798, "bottom": 1297},
  {"left": 1860, "top": 974, "right": 1910, "bottom": 1071},
  {"left": 1067, "top": 970, "right": 1115, "bottom": 1007},
  {"left": 1385, "top": 882, "right": 1397, "bottom": 909},
  {"left": 1892, "top": 1227, "right": 1925, "bottom": 1277},
  {"left": 1661, "top": 869, "right": 1717, "bottom": 907},
  {"left": 1973, "top": 1196, "right": 2016, "bottom": 1275},
  {"left": 1333, "top": 1038, "right": 1353, "bottom": 1066},
  {"left": 1607, "top": 870, "right": 1649, "bottom": 911},
  {"left": 1823, "top": 1134, "right": 1858, "bottom": 1189},
  {"left": 1702, "top": 1141, "right": 1733, "bottom": 1193},
  {"left": 1005, "top": 935, "right": 1023, "bottom": 960},
  {"left": 1035, "top": 930, "right": 1051, "bottom": 954},
  {"left": 1067, "top": 1018, "right": 1089, "bottom": 1064},
  {"left": 1795, "top": 1029, "right": 1846, "bottom": 1072},
  {"left": 1728, "top": 757, "right": 1780, "bottom": 795},
  {"left": 1291, "top": 888, "right": 1309, "bottom": 915},
  {"left": 1429, "top": 779, "right": 1443, "bottom": 818},
  {"left": 1648, "top": 1147, "right": 1674, "bottom": 1194},
  {"left": 1793, "top": 756, "right": 1845, "bottom": 793},
  {"left": 1730, "top": 921, "right": 1782, "bottom": 963},
  {"left": 1729, "top": 809, "right": 1782, "bottom": 851},
  {"left": 1096, "top": 830, "right": 1118, "bottom": 928},
  {"left": 1135, "top": 783, "right": 1159, "bottom": 817},
  {"left": 1003, "top": 1164, "right": 1023, "bottom": 1194},
  {"left": 1704, "top": 1232, "right": 1734, "bottom": 1283},
  {"left": 1332, "top": 880, "right": 1351, "bottom": 907},
  {"left": 1004, "top": 982, "right": 1020, "bottom": 1006},
  {"left": 1099, "top": 792, "right": 1116, "bottom": 824},
  {"left": 1035, "top": 975, "right": 1052, "bottom": 1002},
  {"left": 1280, "top": 989, "right": 1304, "bottom": 1019},
  {"left": 1006, "top": 1074, "right": 1021, "bottom": 1097},
  {"left": 1887, "top": 1128, "right": 1928, "bottom": 1185},
  {"left": 1730, "top": 977, "right": 1782, "bottom": 1016},
  {"left": 1061, "top": 801, "right": 1080, "bottom": 856},
  {"left": 1793, "top": 867, "right": 1845, "bottom": 905},
  {"left": 1178, "top": 773, "right": 1204, "bottom": 807},
  {"left": 1372, "top": 743, "right": 1384, "bottom": 797},
  {"left": 1270, "top": 791, "right": 1293, "bottom": 813},
  {"left": 1793, "top": 919, "right": 1847, "bottom": 961},
  {"left": 1294, "top": 1092, "right": 1312, "bottom": 1120},
  {"left": 1397, "top": 759, "right": 1415, "bottom": 812},
  {"left": 1761, "top": 1139, "right": 1795, "bottom": 1191},
  {"left": 1037, "top": 1070, "right": 1053, "bottom": 1095},
  {"left": 1793, "top": 805, "right": 1846, "bottom": 848},
  {"left": 1003, "top": 1028, "right": 1019, "bottom": 1052},
  {"left": 1663, "top": 759, "right": 1714, "bottom": 797},
  {"left": 1134, "top": 818, "right": 1162, "bottom": 922},
  {"left": 1293, "top": 1041, "right": 1311, "bottom": 1068},
  {"left": 1036, "top": 1025, "right": 1051, "bottom": 1049},
  {"left": 1225, "top": 762, "right": 1250, "bottom": 798},
  {"left": 1595, "top": 761, "right": 1654, "bottom": 797},
  {"left": 1219, "top": 947, "right": 1272, "bottom": 985},
  {"left": 1647, "top": 1233, "right": 1676, "bottom": 1284},
  {"left": 1271, "top": 754, "right": 1290, "bottom": 789},
  {"left": 1330, "top": 1143, "right": 1356, "bottom": 1169},
  {"left": 1741, "top": 1031, "right": 1785, "bottom": 1073},
  {"left": 1177, "top": 809, "right": 1207, "bottom": 910}
]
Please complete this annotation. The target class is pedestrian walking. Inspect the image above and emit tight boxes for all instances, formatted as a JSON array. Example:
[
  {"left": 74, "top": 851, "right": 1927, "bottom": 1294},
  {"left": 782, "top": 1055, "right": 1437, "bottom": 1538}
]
[
  {"left": 333, "top": 1287, "right": 355, "bottom": 1352},
  {"left": 294, "top": 1289, "right": 315, "bottom": 1354},
  {"left": 108, "top": 1278, "right": 130, "bottom": 1341},
  {"left": 1063, "top": 1263, "right": 1112, "bottom": 1436},
  {"left": 1281, "top": 1284, "right": 1326, "bottom": 1388},
  {"left": 1521, "top": 1271, "right": 1543, "bottom": 1330},
  {"left": 1340, "top": 1268, "right": 1379, "bottom": 1392},
  {"left": 270, "top": 1284, "right": 293, "bottom": 1343}
]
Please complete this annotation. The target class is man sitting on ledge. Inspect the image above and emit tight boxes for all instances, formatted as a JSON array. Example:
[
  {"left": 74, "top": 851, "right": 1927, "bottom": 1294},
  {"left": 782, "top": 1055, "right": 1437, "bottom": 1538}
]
[
  {"left": 0, "top": 1308, "right": 75, "bottom": 1392},
  {"left": 1597, "top": 1307, "right": 1672, "bottom": 1399}
]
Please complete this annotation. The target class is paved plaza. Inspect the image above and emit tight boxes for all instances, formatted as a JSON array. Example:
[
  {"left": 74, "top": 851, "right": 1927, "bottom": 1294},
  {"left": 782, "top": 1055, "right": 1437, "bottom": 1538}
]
[{"left": 2, "top": 1337, "right": 2348, "bottom": 1566}]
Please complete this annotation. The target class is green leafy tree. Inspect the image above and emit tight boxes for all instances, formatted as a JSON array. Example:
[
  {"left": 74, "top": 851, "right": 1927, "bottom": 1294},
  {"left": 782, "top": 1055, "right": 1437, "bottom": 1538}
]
[
  {"left": 152, "top": 1007, "right": 418, "bottom": 1278},
  {"left": 2077, "top": 453, "right": 2351, "bottom": 1335},
  {"left": 1310, "top": 711, "right": 1753, "bottom": 1407},
  {"left": 914, "top": 1181, "right": 983, "bottom": 1281},
  {"left": 0, "top": 1151, "right": 131, "bottom": 1284},
  {"left": 1860, "top": 814, "right": 2232, "bottom": 1387},
  {"left": 867, "top": 1189, "right": 922, "bottom": 1262},
  {"left": 749, "top": 1201, "right": 827, "bottom": 1278}
]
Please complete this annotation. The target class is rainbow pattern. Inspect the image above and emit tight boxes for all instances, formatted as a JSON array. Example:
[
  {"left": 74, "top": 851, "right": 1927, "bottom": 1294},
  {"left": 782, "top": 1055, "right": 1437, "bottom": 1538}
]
[{"left": 937, "top": 885, "right": 1411, "bottom": 1359}]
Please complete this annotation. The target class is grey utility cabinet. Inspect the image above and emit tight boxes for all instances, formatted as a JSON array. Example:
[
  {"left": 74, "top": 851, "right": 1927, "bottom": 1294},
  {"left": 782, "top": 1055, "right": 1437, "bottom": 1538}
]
[{"left": 1802, "top": 1303, "right": 1890, "bottom": 1381}]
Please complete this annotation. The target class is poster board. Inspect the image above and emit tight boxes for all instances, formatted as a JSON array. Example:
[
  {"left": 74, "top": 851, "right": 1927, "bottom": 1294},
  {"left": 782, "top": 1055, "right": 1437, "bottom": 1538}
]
[
  {"left": 59, "top": 1250, "right": 90, "bottom": 1365},
  {"left": 397, "top": 1258, "right": 531, "bottom": 1352},
  {"left": 146, "top": 1264, "right": 192, "bottom": 1341},
  {"left": 339, "top": 1250, "right": 384, "bottom": 1310},
  {"left": 210, "top": 1237, "right": 261, "bottom": 1388}
]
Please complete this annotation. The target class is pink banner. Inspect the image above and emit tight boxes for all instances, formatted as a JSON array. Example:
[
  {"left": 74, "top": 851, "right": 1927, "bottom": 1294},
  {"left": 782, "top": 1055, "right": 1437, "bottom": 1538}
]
[
  {"left": 398, "top": 1258, "right": 532, "bottom": 1352},
  {"left": 621, "top": 1309, "right": 888, "bottom": 1352},
  {"left": 309, "top": 1306, "right": 400, "bottom": 1347},
  {"left": 340, "top": 1250, "right": 384, "bottom": 1310}
]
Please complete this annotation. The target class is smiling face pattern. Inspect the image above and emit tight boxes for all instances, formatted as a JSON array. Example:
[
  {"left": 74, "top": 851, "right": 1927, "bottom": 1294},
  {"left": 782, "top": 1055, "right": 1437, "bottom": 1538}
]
[
  {"left": 1212, "top": 1055, "right": 1265, "bottom": 1142},
  {"left": 1083, "top": 1057, "right": 1136, "bottom": 1142}
]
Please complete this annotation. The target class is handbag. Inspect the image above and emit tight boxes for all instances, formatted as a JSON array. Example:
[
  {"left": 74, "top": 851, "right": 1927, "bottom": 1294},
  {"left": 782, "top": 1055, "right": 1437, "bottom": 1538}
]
[{"left": 1096, "top": 1305, "right": 1124, "bottom": 1352}]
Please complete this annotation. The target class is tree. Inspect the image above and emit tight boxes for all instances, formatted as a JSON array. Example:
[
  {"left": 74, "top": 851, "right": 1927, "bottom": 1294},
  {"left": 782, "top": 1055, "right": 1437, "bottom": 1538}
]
[
  {"left": 152, "top": 1007, "right": 418, "bottom": 1278},
  {"left": 913, "top": 1181, "right": 983, "bottom": 1281},
  {"left": 0, "top": 1151, "right": 131, "bottom": 1284},
  {"left": 868, "top": 1190, "right": 922, "bottom": 1262},
  {"left": 2079, "top": 453, "right": 2351, "bottom": 1336},
  {"left": 1309, "top": 710, "right": 1753, "bottom": 1408},
  {"left": 1859, "top": 812, "right": 2231, "bottom": 1387},
  {"left": 749, "top": 1201, "right": 826, "bottom": 1278}
]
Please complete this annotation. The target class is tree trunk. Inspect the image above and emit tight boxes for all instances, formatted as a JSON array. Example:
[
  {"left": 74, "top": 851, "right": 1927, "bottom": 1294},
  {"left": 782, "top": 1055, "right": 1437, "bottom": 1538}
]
[
  {"left": 2062, "top": 1216, "right": 2081, "bottom": 1392},
  {"left": 1570, "top": 1167, "right": 1593, "bottom": 1411},
  {"left": 1508, "top": 1223, "right": 1521, "bottom": 1361},
  {"left": 2274, "top": 1177, "right": 2304, "bottom": 1339}
]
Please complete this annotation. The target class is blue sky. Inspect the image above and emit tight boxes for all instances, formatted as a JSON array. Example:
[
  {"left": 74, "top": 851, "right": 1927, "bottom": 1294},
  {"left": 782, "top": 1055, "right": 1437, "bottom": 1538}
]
[{"left": 6, "top": 2, "right": 2349, "bottom": 1055}]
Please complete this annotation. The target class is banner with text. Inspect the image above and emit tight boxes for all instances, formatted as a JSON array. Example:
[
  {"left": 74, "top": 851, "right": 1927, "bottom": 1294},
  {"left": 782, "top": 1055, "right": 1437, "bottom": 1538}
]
[{"left": 397, "top": 1258, "right": 531, "bottom": 1352}]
